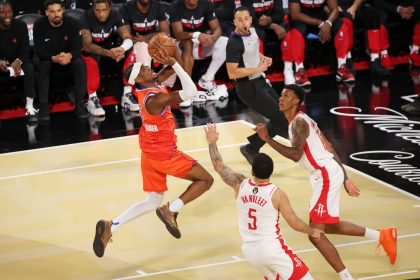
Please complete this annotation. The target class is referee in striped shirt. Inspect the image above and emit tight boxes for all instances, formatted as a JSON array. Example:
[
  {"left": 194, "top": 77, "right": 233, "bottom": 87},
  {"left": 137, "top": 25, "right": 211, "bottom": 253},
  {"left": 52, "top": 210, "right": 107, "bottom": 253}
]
[{"left": 226, "top": 6, "right": 287, "bottom": 165}]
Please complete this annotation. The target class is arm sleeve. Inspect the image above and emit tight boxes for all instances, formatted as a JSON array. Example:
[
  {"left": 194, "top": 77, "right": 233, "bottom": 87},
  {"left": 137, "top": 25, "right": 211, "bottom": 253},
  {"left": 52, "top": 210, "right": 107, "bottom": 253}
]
[
  {"left": 16, "top": 20, "right": 30, "bottom": 62},
  {"left": 372, "top": 0, "right": 399, "bottom": 14},
  {"left": 67, "top": 18, "right": 82, "bottom": 59},
  {"left": 33, "top": 19, "right": 52, "bottom": 61},
  {"left": 271, "top": 0, "right": 285, "bottom": 24},
  {"left": 226, "top": 37, "right": 243, "bottom": 63}
]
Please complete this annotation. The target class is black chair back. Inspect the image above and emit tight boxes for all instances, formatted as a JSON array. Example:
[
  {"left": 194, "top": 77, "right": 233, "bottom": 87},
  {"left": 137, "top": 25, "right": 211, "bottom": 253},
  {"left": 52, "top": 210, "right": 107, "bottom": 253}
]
[{"left": 15, "top": 13, "right": 43, "bottom": 46}]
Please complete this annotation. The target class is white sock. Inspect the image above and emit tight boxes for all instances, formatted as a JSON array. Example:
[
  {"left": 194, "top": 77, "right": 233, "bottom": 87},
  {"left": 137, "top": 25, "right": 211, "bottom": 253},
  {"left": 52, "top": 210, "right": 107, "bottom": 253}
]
[
  {"left": 123, "top": 86, "right": 132, "bottom": 95},
  {"left": 201, "top": 37, "right": 228, "bottom": 82},
  {"left": 381, "top": 50, "right": 388, "bottom": 56},
  {"left": 111, "top": 192, "right": 163, "bottom": 233},
  {"left": 284, "top": 62, "right": 295, "bottom": 85},
  {"left": 347, "top": 51, "right": 352, "bottom": 59},
  {"left": 412, "top": 45, "right": 419, "bottom": 53},
  {"left": 338, "top": 268, "right": 353, "bottom": 280},
  {"left": 169, "top": 198, "right": 184, "bottom": 213},
  {"left": 371, "top": 53, "right": 379, "bottom": 62},
  {"left": 337, "top": 57, "right": 346, "bottom": 68},
  {"left": 295, "top": 62, "right": 303, "bottom": 70},
  {"left": 284, "top": 61, "right": 293, "bottom": 73},
  {"left": 364, "top": 228, "right": 380, "bottom": 241},
  {"left": 89, "top": 92, "right": 97, "bottom": 99},
  {"left": 26, "top": 97, "right": 34, "bottom": 108}
]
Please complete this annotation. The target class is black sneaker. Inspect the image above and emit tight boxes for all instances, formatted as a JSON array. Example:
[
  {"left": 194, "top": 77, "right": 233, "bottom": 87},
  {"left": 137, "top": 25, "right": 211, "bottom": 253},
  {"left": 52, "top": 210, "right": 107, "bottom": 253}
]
[
  {"left": 38, "top": 104, "right": 50, "bottom": 122},
  {"left": 370, "top": 58, "right": 390, "bottom": 76},
  {"left": 240, "top": 144, "right": 258, "bottom": 165},
  {"left": 75, "top": 104, "right": 89, "bottom": 119}
]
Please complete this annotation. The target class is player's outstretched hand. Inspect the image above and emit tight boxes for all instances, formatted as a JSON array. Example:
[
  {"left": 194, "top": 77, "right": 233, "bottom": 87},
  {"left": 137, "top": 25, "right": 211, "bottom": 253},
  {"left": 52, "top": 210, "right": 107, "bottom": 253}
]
[
  {"left": 153, "top": 49, "right": 176, "bottom": 66},
  {"left": 205, "top": 123, "right": 219, "bottom": 145},
  {"left": 344, "top": 178, "right": 360, "bottom": 197},
  {"left": 309, "top": 227, "right": 324, "bottom": 241},
  {"left": 254, "top": 123, "right": 270, "bottom": 142}
]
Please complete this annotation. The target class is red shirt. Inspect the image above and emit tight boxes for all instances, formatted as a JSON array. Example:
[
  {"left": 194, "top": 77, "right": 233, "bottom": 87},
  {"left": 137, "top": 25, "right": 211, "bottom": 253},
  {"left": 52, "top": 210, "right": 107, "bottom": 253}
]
[{"left": 134, "top": 85, "right": 177, "bottom": 160}]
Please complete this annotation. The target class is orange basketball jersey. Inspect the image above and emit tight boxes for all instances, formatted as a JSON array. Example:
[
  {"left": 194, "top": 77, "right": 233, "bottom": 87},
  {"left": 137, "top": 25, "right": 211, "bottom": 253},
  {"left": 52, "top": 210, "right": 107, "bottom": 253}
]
[{"left": 134, "top": 85, "right": 177, "bottom": 161}]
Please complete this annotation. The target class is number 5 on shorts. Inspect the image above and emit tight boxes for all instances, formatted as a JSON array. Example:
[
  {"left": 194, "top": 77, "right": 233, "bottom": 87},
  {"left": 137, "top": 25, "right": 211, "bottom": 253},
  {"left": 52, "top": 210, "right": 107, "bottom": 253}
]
[{"left": 248, "top": 208, "right": 257, "bottom": 230}]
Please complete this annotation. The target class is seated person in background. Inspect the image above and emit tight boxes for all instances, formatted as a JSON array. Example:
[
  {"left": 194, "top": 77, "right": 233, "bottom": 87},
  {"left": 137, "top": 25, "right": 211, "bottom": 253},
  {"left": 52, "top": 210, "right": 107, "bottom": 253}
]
[
  {"left": 81, "top": 0, "right": 132, "bottom": 117},
  {"left": 241, "top": 0, "right": 296, "bottom": 85},
  {"left": 339, "top": 0, "right": 392, "bottom": 75},
  {"left": 169, "top": 0, "right": 229, "bottom": 98},
  {"left": 33, "top": 0, "right": 89, "bottom": 122},
  {"left": 10, "top": 0, "right": 44, "bottom": 15},
  {"left": 209, "top": 0, "right": 236, "bottom": 36},
  {"left": 121, "top": 0, "right": 170, "bottom": 111},
  {"left": 372, "top": 0, "right": 420, "bottom": 67},
  {"left": 289, "top": 0, "right": 355, "bottom": 86},
  {"left": 0, "top": 0, "right": 38, "bottom": 122}
]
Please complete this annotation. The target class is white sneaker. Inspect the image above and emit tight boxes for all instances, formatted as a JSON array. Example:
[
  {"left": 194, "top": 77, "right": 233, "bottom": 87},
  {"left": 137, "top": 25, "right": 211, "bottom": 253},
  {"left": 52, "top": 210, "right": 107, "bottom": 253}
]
[
  {"left": 25, "top": 106, "right": 39, "bottom": 123},
  {"left": 192, "top": 90, "right": 209, "bottom": 102},
  {"left": 87, "top": 96, "right": 105, "bottom": 117},
  {"left": 198, "top": 78, "right": 216, "bottom": 92},
  {"left": 179, "top": 98, "right": 193, "bottom": 107},
  {"left": 121, "top": 93, "right": 139, "bottom": 112}
]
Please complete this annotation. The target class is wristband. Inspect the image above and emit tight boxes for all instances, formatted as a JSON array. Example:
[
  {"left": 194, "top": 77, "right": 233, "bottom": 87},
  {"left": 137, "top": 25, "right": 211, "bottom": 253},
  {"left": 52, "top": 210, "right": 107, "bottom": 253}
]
[
  {"left": 121, "top": 39, "right": 133, "bottom": 51},
  {"left": 318, "top": 21, "right": 325, "bottom": 28},
  {"left": 192, "top": 32, "right": 200, "bottom": 39},
  {"left": 397, "top": 5, "right": 402, "bottom": 13},
  {"left": 325, "top": 20, "right": 332, "bottom": 27},
  {"left": 7, "top": 67, "right": 15, "bottom": 77}
]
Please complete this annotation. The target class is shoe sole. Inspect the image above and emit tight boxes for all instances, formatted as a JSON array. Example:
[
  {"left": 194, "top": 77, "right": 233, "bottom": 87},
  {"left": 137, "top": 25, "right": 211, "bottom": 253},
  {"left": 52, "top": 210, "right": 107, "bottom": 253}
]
[
  {"left": 93, "top": 220, "right": 106, "bottom": 257},
  {"left": 156, "top": 208, "right": 181, "bottom": 239}
]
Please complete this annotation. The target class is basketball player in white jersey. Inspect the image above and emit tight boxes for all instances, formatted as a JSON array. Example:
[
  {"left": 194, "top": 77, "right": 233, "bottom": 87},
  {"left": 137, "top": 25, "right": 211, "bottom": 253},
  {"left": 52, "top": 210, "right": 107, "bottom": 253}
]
[
  {"left": 205, "top": 123, "right": 323, "bottom": 280},
  {"left": 254, "top": 84, "right": 397, "bottom": 280}
]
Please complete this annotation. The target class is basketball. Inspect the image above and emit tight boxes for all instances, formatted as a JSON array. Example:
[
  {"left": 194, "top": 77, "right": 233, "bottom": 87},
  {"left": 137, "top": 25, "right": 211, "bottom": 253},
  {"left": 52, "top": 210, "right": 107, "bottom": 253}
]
[{"left": 148, "top": 33, "right": 176, "bottom": 58}]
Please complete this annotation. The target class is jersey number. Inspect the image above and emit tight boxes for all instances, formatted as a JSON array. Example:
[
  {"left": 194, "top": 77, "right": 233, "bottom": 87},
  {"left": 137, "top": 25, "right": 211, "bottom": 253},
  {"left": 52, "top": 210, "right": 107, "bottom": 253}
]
[{"left": 248, "top": 208, "right": 257, "bottom": 230}]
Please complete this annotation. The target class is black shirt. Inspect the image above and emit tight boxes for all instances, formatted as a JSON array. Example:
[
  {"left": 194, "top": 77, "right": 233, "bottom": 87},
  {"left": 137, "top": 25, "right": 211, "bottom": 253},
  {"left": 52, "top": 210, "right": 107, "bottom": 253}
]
[
  {"left": 241, "top": 0, "right": 284, "bottom": 27},
  {"left": 81, "top": 9, "right": 125, "bottom": 49},
  {"left": 289, "top": 0, "right": 327, "bottom": 17},
  {"left": 209, "top": 0, "right": 236, "bottom": 21},
  {"left": 226, "top": 28, "right": 262, "bottom": 79},
  {"left": 122, "top": 0, "right": 166, "bottom": 36},
  {"left": 33, "top": 15, "right": 82, "bottom": 61},
  {"left": 169, "top": 0, "right": 217, "bottom": 33},
  {"left": 0, "top": 19, "right": 30, "bottom": 63}
]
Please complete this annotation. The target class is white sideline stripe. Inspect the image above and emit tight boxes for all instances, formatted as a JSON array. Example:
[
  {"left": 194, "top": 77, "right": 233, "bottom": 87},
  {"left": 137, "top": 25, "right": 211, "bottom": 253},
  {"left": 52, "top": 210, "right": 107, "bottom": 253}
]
[
  {"left": 2, "top": 120, "right": 419, "bottom": 201},
  {"left": 0, "top": 120, "right": 243, "bottom": 157},
  {"left": 135, "top": 271, "right": 147, "bottom": 276},
  {"left": 111, "top": 233, "right": 420, "bottom": 280},
  {"left": 401, "top": 94, "right": 417, "bottom": 102},
  {"left": 358, "top": 270, "right": 418, "bottom": 280},
  {"left": 414, "top": 205, "right": 420, "bottom": 208},
  {"left": 0, "top": 142, "right": 248, "bottom": 181}
]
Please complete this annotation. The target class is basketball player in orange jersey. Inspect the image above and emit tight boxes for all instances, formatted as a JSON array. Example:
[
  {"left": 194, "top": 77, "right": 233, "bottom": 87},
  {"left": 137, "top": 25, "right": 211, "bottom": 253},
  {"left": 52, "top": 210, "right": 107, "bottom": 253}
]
[
  {"left": 92, "top": 50, "right": 214, "bottom": 258},
  {"left": 205, "top": 123, "right": 323, "bottom": 280},
  {"left": 254, "top": 84, "right": 397, "bottom": 280}
]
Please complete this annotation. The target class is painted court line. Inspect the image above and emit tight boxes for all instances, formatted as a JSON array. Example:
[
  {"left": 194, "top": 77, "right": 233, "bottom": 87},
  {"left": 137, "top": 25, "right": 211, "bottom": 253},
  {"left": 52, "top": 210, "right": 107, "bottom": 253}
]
[
  {"left": 0, "top": 142, "right": 247, "bottom": 181},
  {"left": 414, "top": 205, "right": 420, "bottom": 208},
  {"left": 111, "top": 233, "right": 420, "bottom": 280},
  {"left": 358, "top": 270, "right": 418, "bottom": 280}
]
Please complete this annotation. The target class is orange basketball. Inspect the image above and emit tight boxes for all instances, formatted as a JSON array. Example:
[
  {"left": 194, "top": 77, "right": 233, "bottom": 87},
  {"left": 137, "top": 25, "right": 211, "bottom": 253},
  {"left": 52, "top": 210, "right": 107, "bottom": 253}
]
[{"left": 148, "top": 33, "right": 176, "bottom": 58}]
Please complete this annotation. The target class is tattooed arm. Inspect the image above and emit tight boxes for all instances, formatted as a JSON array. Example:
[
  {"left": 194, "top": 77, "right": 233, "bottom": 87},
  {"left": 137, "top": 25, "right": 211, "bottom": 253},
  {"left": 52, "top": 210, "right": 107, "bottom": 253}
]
[
  {"left": 254, "top": 118, "right": 309, "bottom": 162},
  {"left": 205, "top": 124, "right": 246, "bottom": 196}
]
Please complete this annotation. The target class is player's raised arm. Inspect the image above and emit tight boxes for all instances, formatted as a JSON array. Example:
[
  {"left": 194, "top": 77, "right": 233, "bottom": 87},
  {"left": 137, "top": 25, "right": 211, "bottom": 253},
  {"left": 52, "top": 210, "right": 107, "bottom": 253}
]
[{"left": 205, "top": 124, "right": 246, "bottom": 196}]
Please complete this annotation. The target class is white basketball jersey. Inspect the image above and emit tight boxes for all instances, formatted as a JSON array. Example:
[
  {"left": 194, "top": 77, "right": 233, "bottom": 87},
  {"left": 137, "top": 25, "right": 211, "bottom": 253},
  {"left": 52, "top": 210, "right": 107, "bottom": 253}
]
[
  {"left": 288, "top": 112, "right": 334, "bottom": 173},
  {"left": 236, "top": 179, "right": 280, "bottom": 243}
]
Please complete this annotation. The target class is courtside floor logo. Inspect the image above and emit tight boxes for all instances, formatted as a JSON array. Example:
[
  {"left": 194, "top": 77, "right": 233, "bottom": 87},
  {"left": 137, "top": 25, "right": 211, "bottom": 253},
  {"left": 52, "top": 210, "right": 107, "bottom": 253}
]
[{"left": 330, "top": 106, "right": 420, "bottom": 188}]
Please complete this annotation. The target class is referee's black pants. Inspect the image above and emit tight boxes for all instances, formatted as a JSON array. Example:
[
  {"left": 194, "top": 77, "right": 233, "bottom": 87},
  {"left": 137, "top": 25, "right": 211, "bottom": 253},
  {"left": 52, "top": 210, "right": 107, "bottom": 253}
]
[{"left": 235, "top": 77, "right": 287, "bottom": 151}]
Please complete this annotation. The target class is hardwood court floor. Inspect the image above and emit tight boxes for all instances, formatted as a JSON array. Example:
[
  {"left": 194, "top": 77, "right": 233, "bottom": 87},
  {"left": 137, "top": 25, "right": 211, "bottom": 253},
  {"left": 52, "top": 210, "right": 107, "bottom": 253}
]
[{"left": 0, "top": 121, "right": 419, "bottom": 280}]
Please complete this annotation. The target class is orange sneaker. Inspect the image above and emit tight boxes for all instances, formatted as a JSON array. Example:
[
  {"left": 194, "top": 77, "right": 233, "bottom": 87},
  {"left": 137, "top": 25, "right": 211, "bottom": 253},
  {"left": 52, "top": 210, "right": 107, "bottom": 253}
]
[{"left": 378, "top": 226, "right": 397, "bottom": 265}]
